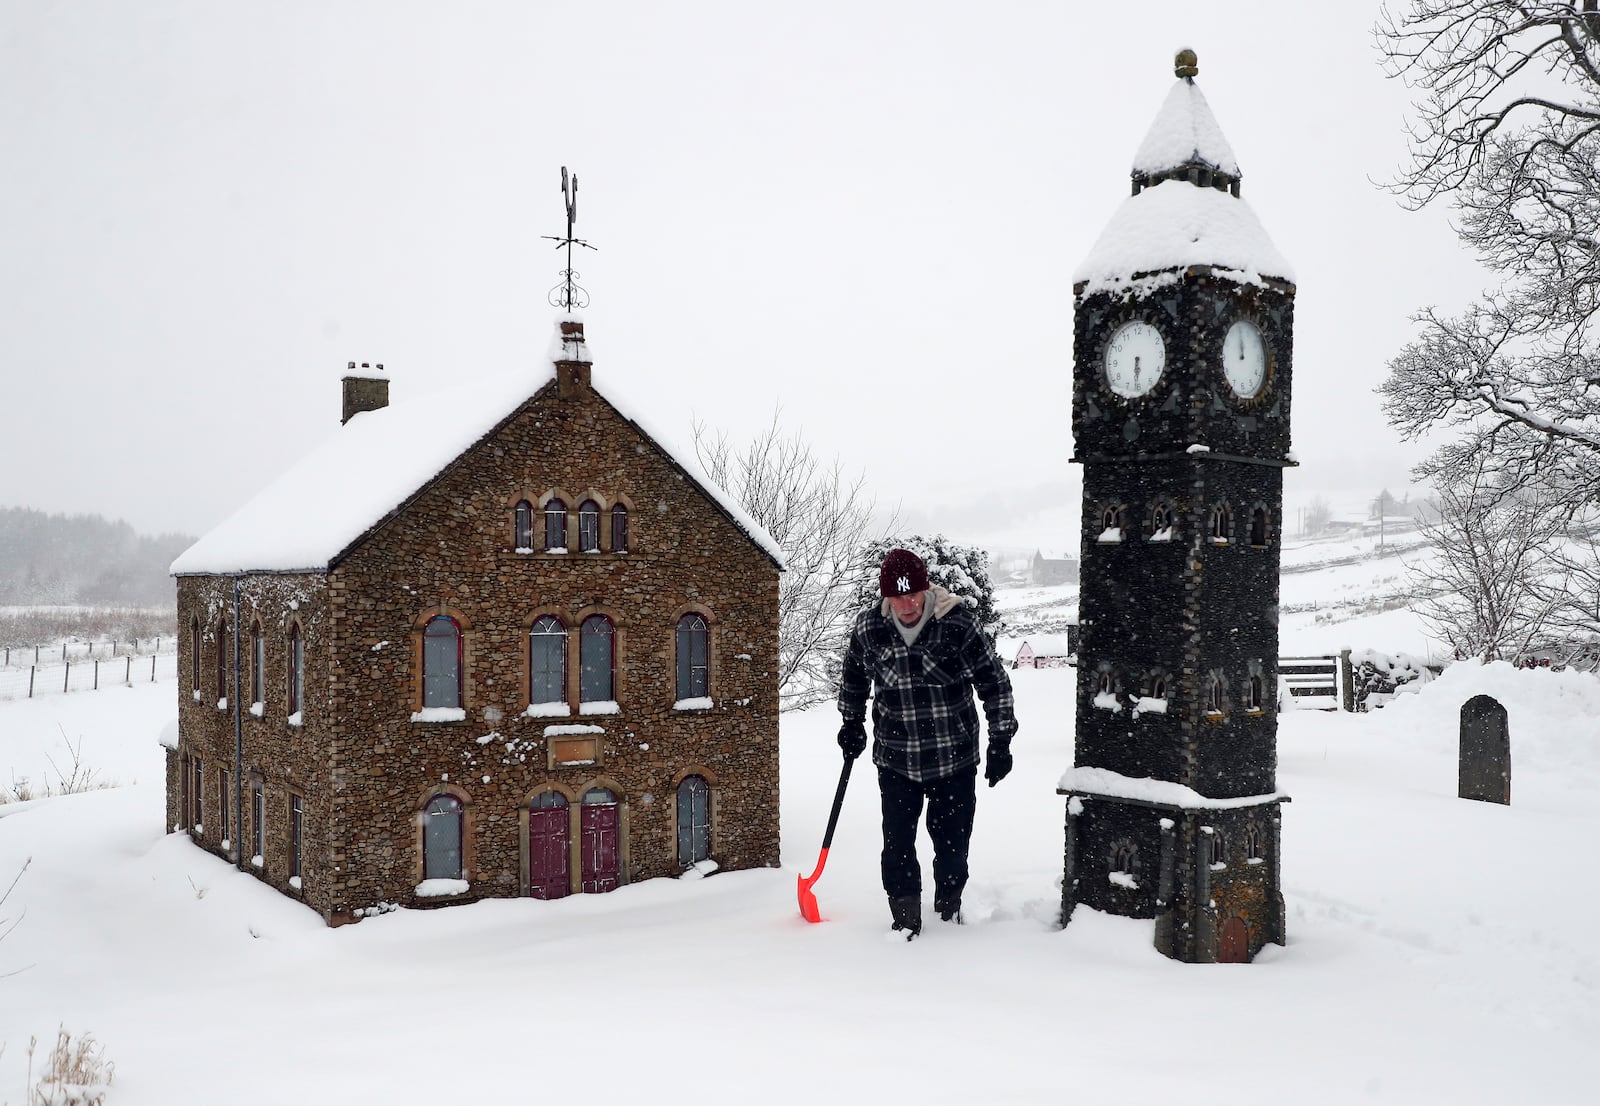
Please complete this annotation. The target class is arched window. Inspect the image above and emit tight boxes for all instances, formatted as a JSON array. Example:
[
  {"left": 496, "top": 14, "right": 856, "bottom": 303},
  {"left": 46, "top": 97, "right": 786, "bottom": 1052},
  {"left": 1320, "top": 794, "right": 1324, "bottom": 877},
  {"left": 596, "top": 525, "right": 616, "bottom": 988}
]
[
  {"left": 1250, "top": 506, "right": 1269, "bottom": 547},
  {"left": 423, "top": 616, "right": 463, "bottom": 709},
  {"left": 1113, "top": 840, "right": 1138, "bottom": 876},
  {"left": 544, "top": 498, "right": 568, "bottom": 552},
  {"left": 1150, "top": 674, "right": 1167, "bottom": 700},
  {"left": 1248, "top": 674, "right": 1264, "bottom": 711},
  {"left": 215, "top": 618, "right": 228, "bottom": 705},
  {"left": 1150, "top": 500, "right": 1175, "bottom": 537},
  {"left": 1245, "top": 823, "right": 1264, "bottom": 862},
  {"left": 1210, "top": 503, "right": 1231, "bottom": 542},
  {"left": 676, "top": 614, "right": 710, "bottom": 700},
  {"left": 423, "top": 795, "right": 463, "bottom": 880},
  {"left": 1209, "top": 828, "right": 1227, "bottom": 867},
  {"left": 529, "top": 615, "right": 567, "bottom": 706},
  {"left": 189, "top": 616, "right": 200, "bottom": 693},
  {"left": 578, "top": 499, "right": 601, "bottom": 553},
  {"left": 1205, "top": 673, "right": 1224, "bottom": 714},
  {"left": 514, "top": 499, "right": 536, "bottom": 550},
  {"left": 1096, "top": 671, "right": 1115, "bottom": 697},
  {"left": 580, "top": 615, "right": 615, "bottom": 703},
  {"left": 677, "top": 775, "right": 712, "bottom": 867},
  {"left": 250, "top": 622, "right": 265, "bottom": 707},
  {"left": 610, "top": 504, "right": 629, "bottom": 553},
  {"left": 287, "top": 623, "right": 304, "bottom": 716},
  {"left": 1099, "top": 504, "right": 1127, "bottom": 538}
]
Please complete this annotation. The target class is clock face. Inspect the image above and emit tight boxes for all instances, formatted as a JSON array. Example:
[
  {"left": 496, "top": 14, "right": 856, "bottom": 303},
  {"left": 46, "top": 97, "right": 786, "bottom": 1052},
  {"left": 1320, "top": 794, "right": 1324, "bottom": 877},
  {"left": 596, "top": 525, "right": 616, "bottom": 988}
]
[
  {"left": 1103, "top": 320, "right": 1165, "bottom": 398},
  {"left": 1223, "top": 319, "right": 1267, "bottom": 398}
]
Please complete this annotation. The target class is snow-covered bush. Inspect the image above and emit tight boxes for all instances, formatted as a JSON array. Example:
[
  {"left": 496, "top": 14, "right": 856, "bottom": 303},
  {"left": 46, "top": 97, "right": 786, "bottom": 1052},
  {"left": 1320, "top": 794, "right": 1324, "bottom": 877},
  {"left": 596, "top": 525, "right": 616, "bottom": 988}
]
[
  {"left": 1350, "top": 649, "right": 1435, "bottom": 711},
  {"left": 852, "top": 534, "right": 1002, "bottom": 643}
]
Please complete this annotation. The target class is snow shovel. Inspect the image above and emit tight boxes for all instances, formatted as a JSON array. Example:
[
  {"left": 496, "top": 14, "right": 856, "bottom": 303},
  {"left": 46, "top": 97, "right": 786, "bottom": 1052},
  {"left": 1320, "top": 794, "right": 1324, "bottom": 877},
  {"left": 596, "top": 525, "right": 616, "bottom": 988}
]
[{"left": 797, "top": 756, "right": 854, "bottom": 923}]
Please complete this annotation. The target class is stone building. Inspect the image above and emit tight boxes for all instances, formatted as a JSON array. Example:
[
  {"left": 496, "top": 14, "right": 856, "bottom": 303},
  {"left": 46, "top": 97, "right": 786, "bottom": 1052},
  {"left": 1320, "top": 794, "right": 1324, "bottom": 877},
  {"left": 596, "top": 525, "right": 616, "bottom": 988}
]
[
  {"left": 164, "top": 319, "right": 783, "bottom": 924},
  {"left": 1059, "top": 52, "right": 1292, "bottom": 963}
]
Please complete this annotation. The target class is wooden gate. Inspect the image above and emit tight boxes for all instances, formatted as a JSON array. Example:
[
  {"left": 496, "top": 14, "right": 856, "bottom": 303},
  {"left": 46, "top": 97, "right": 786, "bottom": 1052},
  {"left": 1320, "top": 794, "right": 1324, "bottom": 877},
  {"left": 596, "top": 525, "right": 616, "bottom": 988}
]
[
  {"left": 528, "top": 793, "right": 570, "bottom": 900},
  {"left": 581, "top": 788, "right": 620, "bottom": 893}
]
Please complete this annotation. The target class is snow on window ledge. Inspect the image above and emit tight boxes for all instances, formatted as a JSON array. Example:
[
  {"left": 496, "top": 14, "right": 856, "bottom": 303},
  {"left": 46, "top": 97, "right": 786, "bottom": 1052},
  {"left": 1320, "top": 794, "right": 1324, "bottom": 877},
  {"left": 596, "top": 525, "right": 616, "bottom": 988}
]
[
  {"left": 216, "top": 697, "right": 228, "bottom": 711},
  {"left": 679, "top": 859, "right": 720, "bottom": 880},
  {"left": 1209, "top": 862, "right": 1227, "bottom": 872},
  {"left": 192, "top": 824, "right": 203, "bottom": 834},
  {"left": 1210, "top": 537, "right": 1230, "bottom": 546},
  {"left": 579, "top": 700, "right": 621, "bottom": 716},
  {"left": 514, "top": 547, "right": 534, "bottom": 554},
  {"left": 192, "top": 689, "right": 201, "bottom": 702},
  {"left": 220, "top": 839, "right": 231, "bottom": 852},
  {"left": 1096, "top": 527, "right": 1123, "bottom": 543},
  {"left": 1109, "top": 871, "right": 1139, "bottom": 890},
  {"left": 287, "top": 711, "right": 303, "bottom": 727},
  {"left": 288, "top": 876, "right": 303, "bottom": 891},
  {"left": 1092, "top": 690, "right": 1122, "bottom": 713},
  {"left": 1132, "top": 696, "right": 1169, "bottom": 716},
  {"left": 523, "top": 701, "right": 571, "bottom": 718},
  {"left": 248, "top": 701, "right": 264, "bottom": 718},
  {"left": 545, "top": 547, "right": 569, "bottom": 555},
  {"left": 1246, "top": 857, "right": 1265, "bottom": 866},
  {"left": 411, "top": 707, "right": 467, "bottom": 723},
  {"left": 544, "top": 723, "right": 604, "bottom": 737},
  {"left": 1148, "top": 527, "right": 1173, "bottom": 542},
  {"left": 415, "top": 878, "right": 470, "bottom": 898},
  {"left": 674, "top": 697, "right": 713, "bottom": 711},
  {"left": 1186, "top": 444, "right": 1211, "bottom": 454},
  {"left": 250, "top": 854, "right": 264, "bottom": 869}
]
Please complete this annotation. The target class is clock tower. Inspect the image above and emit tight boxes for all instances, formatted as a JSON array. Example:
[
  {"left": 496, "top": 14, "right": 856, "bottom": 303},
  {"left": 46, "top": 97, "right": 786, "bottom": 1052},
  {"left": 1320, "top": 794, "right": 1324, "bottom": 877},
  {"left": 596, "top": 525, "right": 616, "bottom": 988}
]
[{"left": 1059, "top": 50, "right": 1292, "bottom": 964}]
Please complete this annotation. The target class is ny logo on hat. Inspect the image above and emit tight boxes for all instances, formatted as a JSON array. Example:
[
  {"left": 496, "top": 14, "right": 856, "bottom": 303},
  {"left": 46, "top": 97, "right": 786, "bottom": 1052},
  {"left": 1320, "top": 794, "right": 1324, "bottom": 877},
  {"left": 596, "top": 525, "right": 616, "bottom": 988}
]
[{"left": 896, "top": 575, "right": 911, "bottom": 594}]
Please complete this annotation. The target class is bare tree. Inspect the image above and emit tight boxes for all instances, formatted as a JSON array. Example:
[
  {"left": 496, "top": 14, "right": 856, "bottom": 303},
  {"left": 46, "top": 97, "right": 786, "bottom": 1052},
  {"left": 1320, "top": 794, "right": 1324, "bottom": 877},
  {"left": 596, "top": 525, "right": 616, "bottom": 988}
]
[
  {"left": 1413, "top": 460, "right": 1568, "bottom": 661},
  {"left": 1377, "top": 1, "right": 1600, "bottom": 519},
  {"left": 694, "top": 412, "right": 892, "bottom": 712}
]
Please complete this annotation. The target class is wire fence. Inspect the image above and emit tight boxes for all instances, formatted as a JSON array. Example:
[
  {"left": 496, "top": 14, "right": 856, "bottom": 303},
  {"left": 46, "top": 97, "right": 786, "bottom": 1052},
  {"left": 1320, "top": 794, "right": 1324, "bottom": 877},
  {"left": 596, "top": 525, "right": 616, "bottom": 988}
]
[
  {"left": 0, "top": 648, "right": 178, "bottom": 701},
  {"left": 0, "top": 636, "right": 172, "bottom": 668}
]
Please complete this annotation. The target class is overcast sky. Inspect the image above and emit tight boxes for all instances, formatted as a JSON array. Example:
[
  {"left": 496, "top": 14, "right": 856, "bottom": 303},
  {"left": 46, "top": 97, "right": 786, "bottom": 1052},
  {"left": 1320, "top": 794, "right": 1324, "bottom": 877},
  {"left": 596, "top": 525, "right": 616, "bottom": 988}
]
[{"left": 1, "top": 1, "right": 1487, "bottom": 554}]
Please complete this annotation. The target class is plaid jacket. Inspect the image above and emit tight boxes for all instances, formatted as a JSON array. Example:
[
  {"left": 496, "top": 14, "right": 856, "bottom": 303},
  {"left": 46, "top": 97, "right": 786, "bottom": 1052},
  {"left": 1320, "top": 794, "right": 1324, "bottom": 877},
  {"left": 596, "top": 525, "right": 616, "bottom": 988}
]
[{"left": 837, "top": 594, "right": 1017, "bottom": 783}]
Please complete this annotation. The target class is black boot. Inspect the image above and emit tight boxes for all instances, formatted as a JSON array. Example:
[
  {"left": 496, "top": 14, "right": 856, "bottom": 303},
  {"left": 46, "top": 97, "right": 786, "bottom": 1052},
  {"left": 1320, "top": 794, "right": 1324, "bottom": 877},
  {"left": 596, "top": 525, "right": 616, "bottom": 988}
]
[{"left": 888, "top": 896, "right": 921, "bottom": 940}]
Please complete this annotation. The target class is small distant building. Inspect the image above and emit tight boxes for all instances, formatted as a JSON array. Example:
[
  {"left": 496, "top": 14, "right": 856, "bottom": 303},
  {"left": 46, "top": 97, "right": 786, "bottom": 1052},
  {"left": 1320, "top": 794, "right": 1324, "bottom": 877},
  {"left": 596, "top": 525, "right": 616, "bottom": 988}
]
[
  {"left": 1014, "top": 632, "right": 1077, "bottom": 668},
  {"left": 1030, "top": 550, "right": 1079, "bottom": 586}
]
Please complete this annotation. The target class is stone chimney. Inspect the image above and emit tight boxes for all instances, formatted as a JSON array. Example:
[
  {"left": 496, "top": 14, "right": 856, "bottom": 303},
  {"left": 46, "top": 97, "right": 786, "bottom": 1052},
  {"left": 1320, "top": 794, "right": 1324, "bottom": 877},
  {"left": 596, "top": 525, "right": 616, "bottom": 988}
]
[
  {"left": 342, "top": 362, "right": 389, "bottom": 424},
  {"left": 551, "top": 318, "right": 592, "bottom": 397}
]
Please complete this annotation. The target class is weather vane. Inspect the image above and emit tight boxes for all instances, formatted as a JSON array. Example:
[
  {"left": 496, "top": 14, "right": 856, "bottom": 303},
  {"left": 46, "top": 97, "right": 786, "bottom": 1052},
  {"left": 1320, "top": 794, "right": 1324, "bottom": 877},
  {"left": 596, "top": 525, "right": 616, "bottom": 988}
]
[{"left": 542, "top": 166, "right": 597, "bottom": 311}]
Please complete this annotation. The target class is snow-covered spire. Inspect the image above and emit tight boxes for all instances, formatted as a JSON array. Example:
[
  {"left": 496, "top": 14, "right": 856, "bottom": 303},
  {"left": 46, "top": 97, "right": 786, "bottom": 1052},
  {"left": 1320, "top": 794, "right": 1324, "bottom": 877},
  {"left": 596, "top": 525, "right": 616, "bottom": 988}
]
[{"left": 1130, "top": 49, "right": 1242, "bottom": 198}]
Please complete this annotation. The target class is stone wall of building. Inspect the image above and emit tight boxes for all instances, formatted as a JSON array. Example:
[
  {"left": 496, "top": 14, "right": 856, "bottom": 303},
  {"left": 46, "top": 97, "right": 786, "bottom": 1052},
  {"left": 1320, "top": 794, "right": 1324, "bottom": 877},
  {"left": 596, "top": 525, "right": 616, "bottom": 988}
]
[{"left": 172, "top": 372, "right": 781, "bottom": 923}]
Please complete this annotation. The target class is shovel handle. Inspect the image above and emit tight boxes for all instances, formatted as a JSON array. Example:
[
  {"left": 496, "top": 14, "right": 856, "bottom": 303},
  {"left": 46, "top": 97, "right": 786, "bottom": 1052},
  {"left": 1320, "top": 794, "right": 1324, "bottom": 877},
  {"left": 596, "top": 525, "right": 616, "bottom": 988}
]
[{"left": 819, "top": 756, "right": 854, "bottom": 851}]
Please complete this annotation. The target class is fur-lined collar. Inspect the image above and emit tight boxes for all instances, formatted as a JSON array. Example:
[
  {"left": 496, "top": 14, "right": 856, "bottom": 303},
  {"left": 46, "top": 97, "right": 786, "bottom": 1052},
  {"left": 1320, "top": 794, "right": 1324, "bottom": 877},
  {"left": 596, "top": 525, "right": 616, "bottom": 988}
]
[{"left": 878, "top": 584, "right": 964, "bottom": 621}]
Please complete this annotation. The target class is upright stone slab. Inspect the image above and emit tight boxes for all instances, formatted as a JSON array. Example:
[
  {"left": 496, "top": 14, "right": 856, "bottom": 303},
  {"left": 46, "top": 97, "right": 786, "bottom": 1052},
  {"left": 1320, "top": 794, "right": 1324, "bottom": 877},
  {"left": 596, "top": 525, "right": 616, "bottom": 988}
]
[{"left": 1459, "top": 694, "right": 1510, "bottom": 805}]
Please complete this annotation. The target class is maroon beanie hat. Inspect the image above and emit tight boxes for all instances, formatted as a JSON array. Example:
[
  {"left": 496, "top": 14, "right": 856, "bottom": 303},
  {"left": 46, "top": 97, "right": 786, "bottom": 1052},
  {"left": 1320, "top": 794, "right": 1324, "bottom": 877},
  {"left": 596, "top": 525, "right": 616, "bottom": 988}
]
[{"left": 879, "top": 548, "right": 929, "bottom": 597}]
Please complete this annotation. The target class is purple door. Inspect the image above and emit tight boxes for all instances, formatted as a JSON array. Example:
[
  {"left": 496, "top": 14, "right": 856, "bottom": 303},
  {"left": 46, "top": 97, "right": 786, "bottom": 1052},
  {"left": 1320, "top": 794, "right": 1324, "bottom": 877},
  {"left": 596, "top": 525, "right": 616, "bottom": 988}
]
[
  {"left": 581, "top": 788, "right": 620, "bottom": 893},
  {"left": 528, "top": 793, "right": 569, "bottom": 899}
]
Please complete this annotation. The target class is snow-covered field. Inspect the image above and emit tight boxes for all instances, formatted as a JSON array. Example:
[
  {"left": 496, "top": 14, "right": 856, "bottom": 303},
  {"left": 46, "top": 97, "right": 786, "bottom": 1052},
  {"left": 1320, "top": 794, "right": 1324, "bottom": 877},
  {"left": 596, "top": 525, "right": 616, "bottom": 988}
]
[{"left": 1, "top": 629, "right": 1596, "bottom": 1103}]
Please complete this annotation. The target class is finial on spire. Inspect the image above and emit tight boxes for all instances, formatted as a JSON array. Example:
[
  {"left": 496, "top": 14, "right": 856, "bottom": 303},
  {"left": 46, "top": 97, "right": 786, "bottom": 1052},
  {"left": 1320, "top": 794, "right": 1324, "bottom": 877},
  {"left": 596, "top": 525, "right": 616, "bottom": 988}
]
[
  {"left": 542, "top": 166, "right": 598, "bottom": 312},
  {"left": 1175, "top": 48, "right": 1198, "bottom": 79}
]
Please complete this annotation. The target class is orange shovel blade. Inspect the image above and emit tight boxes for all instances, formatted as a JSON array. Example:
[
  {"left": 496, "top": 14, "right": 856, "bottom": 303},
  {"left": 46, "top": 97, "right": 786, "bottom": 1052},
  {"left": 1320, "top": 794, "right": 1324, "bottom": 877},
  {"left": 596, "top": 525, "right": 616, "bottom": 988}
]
[{"left": 797, "top": 846, "right": 830, "bottom": 923}]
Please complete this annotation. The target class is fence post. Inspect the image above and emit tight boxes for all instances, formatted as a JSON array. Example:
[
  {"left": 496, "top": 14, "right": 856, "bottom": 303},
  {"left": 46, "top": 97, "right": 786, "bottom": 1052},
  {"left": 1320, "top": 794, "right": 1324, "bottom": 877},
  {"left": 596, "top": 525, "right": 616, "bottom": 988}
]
[
  {"left": 1339, "top": 649, "right": 1354, "bottom": 713},
  {"left": 34, "top": 645, "right": 39, "bottom": 664},
  {"left": 62, "top": 643, "right": 67, "bottom": 661},
  {"left": 29, "top": 666, "right": 35, "bottom": 698},
  {"left": 63, "top": 662, "right": 70, "bottom": 693},
  {"left": 93, "top": 659, "right": 99, "bottom": 690},
  {"left": 125, "top": 656, "right": 132, "bottom": 685},
  {"left": 150, "top": 654, "right": 157, "bottom": 682}
]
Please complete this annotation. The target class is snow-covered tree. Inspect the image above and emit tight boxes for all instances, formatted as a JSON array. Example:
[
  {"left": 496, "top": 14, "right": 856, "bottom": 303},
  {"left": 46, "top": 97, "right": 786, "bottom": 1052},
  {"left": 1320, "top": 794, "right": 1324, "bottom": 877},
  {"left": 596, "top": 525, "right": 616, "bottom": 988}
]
[
  {"left": 1412, "top": 459, "right": 1568, "bottom": 661},
  {"left": 693, "top": 412, "right": 890, "bottom": 713},
  {"left": 851, "top": 534, "right": 1002, "bottom": 644},
  {"left": 1377, "top": 1, "right": 1600, "bottom": 518}
]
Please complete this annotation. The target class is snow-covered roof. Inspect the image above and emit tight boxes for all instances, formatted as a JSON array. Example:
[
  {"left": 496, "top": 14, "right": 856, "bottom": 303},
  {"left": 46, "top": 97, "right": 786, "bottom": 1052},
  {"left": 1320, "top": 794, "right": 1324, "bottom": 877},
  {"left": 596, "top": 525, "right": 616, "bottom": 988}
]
[
  {"left": 171, "top": 320, "right": 784, "bottom": 575},
  {"left": 1132, "top": 78, "right": 1239, "bottom": 179},
  {"left": 1073, "top": 180, "right": 1295, "bottom": 290},
  {"left": 1019, "top": 635, "right": 1074, "bottom": 658},
  {"left": 1075, "top": 65, "right": 1293, "bottom": 293}
]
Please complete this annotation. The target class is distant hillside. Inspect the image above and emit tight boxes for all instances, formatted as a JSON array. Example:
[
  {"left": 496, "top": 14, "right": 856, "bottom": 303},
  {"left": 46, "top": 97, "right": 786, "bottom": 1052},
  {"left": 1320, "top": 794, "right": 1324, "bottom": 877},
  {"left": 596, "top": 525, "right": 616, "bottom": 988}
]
[{"left": 0, "top": 507, "right": 192, "bottom": 608}]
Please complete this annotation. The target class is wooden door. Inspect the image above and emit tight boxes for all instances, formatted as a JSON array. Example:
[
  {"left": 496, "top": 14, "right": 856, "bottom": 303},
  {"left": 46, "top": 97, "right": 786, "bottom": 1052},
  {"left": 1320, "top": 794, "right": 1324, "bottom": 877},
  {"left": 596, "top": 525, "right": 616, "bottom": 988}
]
[
  {"left": 1220, "top": 916, "right": 1250, "bottom": 963},
  {"left": 581, "top": 797, "right": 620, "bottom": 893},
  {"left": 528, "top": 804, "right": 569, "bottom": 900}
]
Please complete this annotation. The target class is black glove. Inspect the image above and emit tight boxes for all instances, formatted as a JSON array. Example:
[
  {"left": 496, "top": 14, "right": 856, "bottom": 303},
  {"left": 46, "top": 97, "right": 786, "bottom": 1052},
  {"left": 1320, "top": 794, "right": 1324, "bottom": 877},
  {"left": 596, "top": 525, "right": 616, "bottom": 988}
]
[
  {"left": 984, "top": 740, "right": 1013, "bottom": 787},
  {"left": 837, "top": 719, "right": 867, "bottom": 760}
]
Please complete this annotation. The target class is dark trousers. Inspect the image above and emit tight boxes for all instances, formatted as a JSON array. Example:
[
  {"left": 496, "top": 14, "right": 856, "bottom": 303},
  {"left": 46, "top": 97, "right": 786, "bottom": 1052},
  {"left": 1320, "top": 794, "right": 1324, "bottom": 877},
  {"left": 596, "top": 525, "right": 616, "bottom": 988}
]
[{"left": 878, "top": 765, "right": 977, "bottom": 910}]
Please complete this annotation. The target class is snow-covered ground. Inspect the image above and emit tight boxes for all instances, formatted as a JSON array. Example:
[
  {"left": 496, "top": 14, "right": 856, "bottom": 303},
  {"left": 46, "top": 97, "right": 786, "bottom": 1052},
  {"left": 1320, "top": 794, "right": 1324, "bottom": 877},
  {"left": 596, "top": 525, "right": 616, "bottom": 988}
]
[{"left": 1, "top": 634, "right": 1595, "bottom": 1103}]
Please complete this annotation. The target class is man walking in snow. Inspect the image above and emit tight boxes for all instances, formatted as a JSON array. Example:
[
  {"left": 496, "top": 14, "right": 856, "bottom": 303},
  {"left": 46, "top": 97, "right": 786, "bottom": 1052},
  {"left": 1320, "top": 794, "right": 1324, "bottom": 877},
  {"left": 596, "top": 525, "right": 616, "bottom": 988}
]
[{"left": 836, "top": 547, "right": 1018, "bottom": 939}]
